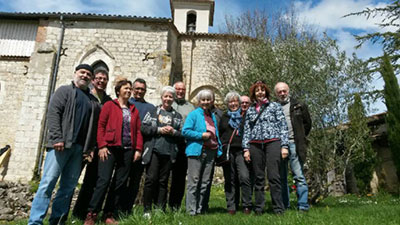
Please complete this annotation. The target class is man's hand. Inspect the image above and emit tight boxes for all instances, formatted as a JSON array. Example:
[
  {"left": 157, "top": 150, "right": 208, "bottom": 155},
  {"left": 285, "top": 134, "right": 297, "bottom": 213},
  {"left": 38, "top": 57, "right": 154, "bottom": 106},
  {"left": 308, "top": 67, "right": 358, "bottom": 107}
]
[
  {"left": 53, "top": 142, "right": 64, "bottom": 151},
  {"left": 133, "top": 151, "right": 142, "bottom": 162},
  {"left": 98, "top": 147, "right": 110, "bottom": 162},
  {"left": 281, "top": 148, "right": 289, "bottom": 159}
]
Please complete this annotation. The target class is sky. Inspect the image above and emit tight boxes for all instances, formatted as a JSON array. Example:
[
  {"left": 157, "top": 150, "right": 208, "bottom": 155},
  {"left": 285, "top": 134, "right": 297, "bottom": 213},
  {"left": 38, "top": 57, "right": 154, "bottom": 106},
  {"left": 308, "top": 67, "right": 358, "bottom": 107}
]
[{"left": 0, "top": 0, "right": 394, "bottom": 113}]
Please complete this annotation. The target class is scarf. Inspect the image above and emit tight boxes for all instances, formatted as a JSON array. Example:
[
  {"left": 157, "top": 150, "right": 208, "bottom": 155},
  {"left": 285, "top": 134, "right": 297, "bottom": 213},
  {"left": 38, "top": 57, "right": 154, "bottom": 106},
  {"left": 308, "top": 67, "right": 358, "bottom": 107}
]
[
  {"left": 227, "top": 109, "right": 242, "bottom": 131},
  {"left": 255, "top": 98, "right": 269, "bottom": 113}
]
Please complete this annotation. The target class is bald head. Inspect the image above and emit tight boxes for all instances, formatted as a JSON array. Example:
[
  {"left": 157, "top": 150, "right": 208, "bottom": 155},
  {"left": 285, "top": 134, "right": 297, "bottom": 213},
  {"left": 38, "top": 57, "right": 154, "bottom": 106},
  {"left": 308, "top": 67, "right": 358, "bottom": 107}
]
[
  {"left": 240, "top": 95, "right": 251, "bottom": 112},
  {"left": 274, "top": 82, "right": 290, "bottom": 103},
  {"left": 173, "top": 81, "right": 186, "bottom": 100}
]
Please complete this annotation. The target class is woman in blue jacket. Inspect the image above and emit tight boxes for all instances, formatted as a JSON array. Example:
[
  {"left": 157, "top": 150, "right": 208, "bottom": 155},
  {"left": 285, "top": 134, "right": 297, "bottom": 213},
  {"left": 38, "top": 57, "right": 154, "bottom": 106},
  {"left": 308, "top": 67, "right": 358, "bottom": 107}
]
[{"left": 182, "top": 89, "right": 222, "bottom": 216}]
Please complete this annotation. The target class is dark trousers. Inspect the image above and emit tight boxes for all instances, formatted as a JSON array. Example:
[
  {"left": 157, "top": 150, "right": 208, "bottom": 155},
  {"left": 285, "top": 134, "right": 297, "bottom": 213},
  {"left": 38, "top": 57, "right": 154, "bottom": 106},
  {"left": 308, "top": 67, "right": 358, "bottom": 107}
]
[
  {"left": 119, "top": 159, "right": 145, "bottom": 213},
  {"left": 143, "top": 152, "right": 172, "bottom": 212},
  {"left": 250, "top": 141, "right": 284, "bottom": 214},
  {"left": 223, "top": 149, "right": 252, "bottom": 210},
  {"left": 168, "top": 145, "right": 188, "bottom": 209},
  {"left": 88, "top": 147, "right": 133, "bottom": 214},
  {"left": 72, "top": 150, "right": 99, "bottom": 220}
]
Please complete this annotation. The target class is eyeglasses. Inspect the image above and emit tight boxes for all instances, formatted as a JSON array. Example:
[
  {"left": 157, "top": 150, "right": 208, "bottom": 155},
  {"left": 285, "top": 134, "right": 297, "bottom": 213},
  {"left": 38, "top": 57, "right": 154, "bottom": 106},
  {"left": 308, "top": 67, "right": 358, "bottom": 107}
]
[
  {"left": 241, "top": 102, "right": 251, "bottom": 105},
  {"left": 135, "top": 87, "right": 146, "bottom": 91},
  {"left": 94, "top": 77, "right": 108, "bottom": 81}
]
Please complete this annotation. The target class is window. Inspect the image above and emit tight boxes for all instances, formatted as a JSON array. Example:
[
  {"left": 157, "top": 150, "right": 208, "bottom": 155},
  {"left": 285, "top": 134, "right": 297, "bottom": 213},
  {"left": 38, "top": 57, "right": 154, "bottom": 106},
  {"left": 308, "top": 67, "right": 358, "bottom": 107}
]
[
  {"left": 91, "top": 60, "right": 109, "bottom": 72},
  {"left": 186, "top": 12, "right": 197, "bottom": 33}
]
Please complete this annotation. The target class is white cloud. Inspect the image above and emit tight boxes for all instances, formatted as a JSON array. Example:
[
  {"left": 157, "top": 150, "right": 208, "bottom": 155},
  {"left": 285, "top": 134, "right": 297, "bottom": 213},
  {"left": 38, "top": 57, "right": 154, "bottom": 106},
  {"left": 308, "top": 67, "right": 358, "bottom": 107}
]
[
  {"left": 331, "top": 29, "right": 382, "bottom": 59},
  {"left": 294, "top": 0, "right": 391, "bottom": 32}
]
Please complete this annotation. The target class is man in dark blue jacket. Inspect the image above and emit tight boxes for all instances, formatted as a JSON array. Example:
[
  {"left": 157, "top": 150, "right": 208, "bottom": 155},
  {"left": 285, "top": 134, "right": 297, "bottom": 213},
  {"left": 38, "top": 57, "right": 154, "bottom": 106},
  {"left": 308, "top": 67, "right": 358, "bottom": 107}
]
[{"left": 121, "top": 78, "right": 155, "bottom": 213}]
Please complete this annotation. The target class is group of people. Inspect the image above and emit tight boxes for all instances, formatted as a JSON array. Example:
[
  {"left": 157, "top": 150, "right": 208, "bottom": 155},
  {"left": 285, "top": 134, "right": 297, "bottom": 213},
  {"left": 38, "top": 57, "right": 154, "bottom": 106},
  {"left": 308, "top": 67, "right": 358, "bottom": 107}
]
[{"left": 28, "top": 64, "right": 312, "bottom": 225}]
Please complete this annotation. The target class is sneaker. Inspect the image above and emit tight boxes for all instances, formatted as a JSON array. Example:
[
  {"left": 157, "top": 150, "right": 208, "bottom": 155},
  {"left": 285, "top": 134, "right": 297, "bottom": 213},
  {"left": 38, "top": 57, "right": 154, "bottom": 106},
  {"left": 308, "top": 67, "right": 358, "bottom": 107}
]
[
  {"left": 227, "top": 210, "right": 236, "bottom": 215},
  {"left": 243, "top": 208, "right": 251, "bottom": 215},
  {"left": 83, "top": 212, "right": 97, "bottom": 225},
  {"left": 143, "top": 212, "right": 151, "bottom": 219}
]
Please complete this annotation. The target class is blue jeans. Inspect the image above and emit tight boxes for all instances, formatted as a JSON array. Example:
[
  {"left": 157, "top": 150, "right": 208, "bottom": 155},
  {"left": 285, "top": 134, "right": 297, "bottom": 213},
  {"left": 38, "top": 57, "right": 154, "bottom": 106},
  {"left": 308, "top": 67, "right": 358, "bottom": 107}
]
[
  {"left": 28, "top": 144, "right": 83, "bottom": 225},
  {"left": 281, "top": 141, "right": 309, "bottom": 210}
]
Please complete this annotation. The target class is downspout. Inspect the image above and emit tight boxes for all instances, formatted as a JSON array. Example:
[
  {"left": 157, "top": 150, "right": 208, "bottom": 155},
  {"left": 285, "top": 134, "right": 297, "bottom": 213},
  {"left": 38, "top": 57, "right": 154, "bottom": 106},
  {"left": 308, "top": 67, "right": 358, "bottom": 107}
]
[
  {"left": 34, "top": 15, "right": 66, "bottom": 179},
  {"left": 188, "top": 34, "right": 195, "bottom": 98}
]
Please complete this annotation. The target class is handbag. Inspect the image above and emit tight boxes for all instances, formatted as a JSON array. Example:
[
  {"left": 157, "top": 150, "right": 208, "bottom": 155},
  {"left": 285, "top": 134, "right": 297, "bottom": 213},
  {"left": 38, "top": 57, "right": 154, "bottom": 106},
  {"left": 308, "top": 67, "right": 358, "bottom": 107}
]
[{"left": 215, "top": 128, "right": 236, "bottom": 167}]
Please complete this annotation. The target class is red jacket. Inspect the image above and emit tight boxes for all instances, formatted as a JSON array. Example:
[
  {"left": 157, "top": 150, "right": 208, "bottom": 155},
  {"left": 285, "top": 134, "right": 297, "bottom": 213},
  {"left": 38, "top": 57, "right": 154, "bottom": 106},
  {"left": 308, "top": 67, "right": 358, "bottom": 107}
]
[{"left": 97, "top": 99, "right": 143, "bottom": 152}]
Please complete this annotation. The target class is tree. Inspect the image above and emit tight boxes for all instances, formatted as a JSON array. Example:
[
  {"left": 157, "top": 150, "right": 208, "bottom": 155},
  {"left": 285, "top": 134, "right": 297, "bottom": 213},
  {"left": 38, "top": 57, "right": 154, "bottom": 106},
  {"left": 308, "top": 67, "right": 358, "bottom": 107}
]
[
  {"left": 345, "top": 0, "right": 400, "bottom": 73},
  {"left": 380, "top": 54, "right": 400, "bottom": 178},
  {"left": 346, "top": 93, "right": 376, "bottom": 194},
  {"left": 212, "top": 7, "right": 375, "bottom": 202}
]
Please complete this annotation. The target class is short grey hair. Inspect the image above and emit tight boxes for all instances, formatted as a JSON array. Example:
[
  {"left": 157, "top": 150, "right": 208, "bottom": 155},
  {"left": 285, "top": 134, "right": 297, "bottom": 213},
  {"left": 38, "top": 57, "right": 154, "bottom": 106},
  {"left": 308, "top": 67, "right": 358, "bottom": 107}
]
[
  {"left": 224, "top": 91, "right": 241, "bottom": 106},
  {"left": 196, "top": 89, "right": 214, "bottom": 102},
  {"left": 161, "top": 86, "right": 176, "bottom": 98}
]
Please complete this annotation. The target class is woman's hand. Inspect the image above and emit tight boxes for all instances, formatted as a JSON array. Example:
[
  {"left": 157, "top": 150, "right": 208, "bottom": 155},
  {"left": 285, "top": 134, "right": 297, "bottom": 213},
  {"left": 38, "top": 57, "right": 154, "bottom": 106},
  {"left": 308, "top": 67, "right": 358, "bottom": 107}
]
[
  {"left": 98, "top": 147, "right": 110, "bottom": 162},
  {"left": 281, "top": 148, "right": 289, "bottom": 159},
  {"left": 202, "top": 132, "right": 211, "bottom": 140},
  {"left": 133, "top": 151, "right": 142, "bottom": 162},
  {"left": 159, "top": 126, "right": 174, "bottom": 135},
  {"left": 244, "top": 149, "right": 251, "bottom": 162}
]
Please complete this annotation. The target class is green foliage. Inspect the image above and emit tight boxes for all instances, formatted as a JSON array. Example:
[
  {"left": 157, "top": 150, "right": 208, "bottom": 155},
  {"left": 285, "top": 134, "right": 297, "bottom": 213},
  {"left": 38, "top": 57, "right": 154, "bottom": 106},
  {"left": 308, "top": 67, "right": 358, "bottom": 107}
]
[
  {"left": 380, "top": 54, "right": 400, "bottom": 177},
  {"left": 345, "top": 0, "right": 400, "bottom": 73},
  {"left": 29, "top": 180, "right": 39, "bottom": 194},
  {"left": 346, "top": 94, "right": 376, "bottom": 194}
]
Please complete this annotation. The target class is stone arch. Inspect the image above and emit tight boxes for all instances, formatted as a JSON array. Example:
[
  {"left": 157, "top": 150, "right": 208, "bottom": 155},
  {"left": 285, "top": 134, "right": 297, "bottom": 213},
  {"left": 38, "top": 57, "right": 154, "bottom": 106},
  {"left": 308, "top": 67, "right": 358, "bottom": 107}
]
[
  {"left": 75, "top": 44, "right": 116, "bottom": 97},
  {"left": 189, "top": 85, "right": 223, "bottom": 106}
]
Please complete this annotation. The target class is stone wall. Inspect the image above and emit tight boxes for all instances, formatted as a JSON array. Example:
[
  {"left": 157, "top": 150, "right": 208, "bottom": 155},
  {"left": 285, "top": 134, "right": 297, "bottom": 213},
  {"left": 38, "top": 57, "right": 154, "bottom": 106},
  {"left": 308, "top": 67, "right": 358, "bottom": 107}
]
[
  {"left": 1, "top": 41, "right": 56, "bottom": 181},
  {"left": 45, "top": 19, "right": 173, "bottom": 105},
  {"left": 178, "top": 35, "right": 225, "bottom": 104},
  {"left": 0, "top": 59, "right": 30, "bottom": 180}
]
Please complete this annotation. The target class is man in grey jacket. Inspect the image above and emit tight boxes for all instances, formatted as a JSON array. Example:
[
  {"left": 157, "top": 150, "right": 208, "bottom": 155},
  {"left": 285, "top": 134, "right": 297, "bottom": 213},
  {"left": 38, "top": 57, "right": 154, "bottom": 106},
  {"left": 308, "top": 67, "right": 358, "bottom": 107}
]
[
  {"left": 169, "top": 81, "right": 195, "bottom": 209},
  {"left": 29, "top": 64, "right": 100, "bottom": 225}
]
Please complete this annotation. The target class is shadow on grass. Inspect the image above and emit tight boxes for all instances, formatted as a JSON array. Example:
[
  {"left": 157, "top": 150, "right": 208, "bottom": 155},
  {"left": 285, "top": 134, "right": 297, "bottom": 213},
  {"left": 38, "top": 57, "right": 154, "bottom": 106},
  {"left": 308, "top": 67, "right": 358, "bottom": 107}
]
[{"left": 206, "top": 206, "right": 227, "bottom": 214}]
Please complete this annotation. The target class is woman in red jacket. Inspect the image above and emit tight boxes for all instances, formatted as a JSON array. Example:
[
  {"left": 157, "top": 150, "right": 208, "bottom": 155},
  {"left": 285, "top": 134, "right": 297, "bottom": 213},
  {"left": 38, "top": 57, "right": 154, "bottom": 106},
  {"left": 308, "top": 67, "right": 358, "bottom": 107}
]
[{"left": 84, "top": 79, "right": 143, "bottom": 225}]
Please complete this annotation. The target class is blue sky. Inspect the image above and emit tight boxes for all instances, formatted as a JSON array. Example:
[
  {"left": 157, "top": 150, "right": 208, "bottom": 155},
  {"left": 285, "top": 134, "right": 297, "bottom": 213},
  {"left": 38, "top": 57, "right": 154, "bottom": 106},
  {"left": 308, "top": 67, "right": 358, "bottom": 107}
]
[{"left": 0, "top": 0, "right": 393, "bottom": 113}]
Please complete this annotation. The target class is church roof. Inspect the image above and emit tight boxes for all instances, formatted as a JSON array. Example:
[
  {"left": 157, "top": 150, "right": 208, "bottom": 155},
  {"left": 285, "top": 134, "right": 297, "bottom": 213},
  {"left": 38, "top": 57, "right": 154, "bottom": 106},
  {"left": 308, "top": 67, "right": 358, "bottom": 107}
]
[{"left": 0, "top": 11, "right": 171, "bottom": 23}]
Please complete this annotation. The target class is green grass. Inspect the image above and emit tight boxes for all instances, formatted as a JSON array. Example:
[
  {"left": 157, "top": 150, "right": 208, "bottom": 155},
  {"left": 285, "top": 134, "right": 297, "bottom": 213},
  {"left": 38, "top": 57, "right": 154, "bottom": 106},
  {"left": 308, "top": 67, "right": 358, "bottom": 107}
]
[{"left": 5, "top": 185, "right": 400, "bottom": 225}]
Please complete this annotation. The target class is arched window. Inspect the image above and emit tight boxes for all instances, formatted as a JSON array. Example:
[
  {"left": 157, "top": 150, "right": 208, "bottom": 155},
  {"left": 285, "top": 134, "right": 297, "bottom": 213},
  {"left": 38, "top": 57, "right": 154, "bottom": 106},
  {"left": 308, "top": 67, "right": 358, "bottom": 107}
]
[
  {"left": 186, "top": 11, "right": 197, "bottom": 33},
  {"left": 91, "top": 60, "right": 109, "bottom": 72}
]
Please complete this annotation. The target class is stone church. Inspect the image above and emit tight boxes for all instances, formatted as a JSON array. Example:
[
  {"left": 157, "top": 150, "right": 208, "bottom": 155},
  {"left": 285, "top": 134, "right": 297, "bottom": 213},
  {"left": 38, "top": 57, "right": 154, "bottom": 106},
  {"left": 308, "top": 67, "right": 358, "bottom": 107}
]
[{"left": 0, "top": 0, "right": 246, "bottom": 181}]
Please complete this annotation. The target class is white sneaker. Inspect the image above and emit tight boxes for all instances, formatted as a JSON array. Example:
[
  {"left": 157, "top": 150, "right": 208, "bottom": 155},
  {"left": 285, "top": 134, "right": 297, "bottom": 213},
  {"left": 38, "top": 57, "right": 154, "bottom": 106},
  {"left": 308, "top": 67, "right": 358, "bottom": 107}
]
[{"left": 143, "top": 212, "right": 151, "bottom": 219}]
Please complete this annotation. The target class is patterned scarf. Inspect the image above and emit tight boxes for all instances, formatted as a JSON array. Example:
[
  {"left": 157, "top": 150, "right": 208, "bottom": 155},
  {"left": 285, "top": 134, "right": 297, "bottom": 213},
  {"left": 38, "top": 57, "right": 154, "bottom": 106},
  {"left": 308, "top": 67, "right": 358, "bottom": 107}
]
[{"left": 228, "top": 109, "right": 242, "bottom": 131}]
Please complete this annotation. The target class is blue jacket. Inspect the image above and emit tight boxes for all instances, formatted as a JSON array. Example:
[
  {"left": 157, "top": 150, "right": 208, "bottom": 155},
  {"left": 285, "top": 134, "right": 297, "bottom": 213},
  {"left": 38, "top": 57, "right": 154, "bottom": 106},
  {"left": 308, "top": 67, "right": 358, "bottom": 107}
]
[{"left": 182, "top": 107, "right": 223, "bottom": 157}]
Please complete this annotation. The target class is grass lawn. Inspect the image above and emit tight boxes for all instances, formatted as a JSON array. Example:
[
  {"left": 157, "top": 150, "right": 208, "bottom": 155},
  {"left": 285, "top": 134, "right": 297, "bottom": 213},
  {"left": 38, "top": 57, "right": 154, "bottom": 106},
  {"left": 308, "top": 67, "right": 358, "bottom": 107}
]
[{"left": 6, "top": 184, "right": 400, "bottom": 225}]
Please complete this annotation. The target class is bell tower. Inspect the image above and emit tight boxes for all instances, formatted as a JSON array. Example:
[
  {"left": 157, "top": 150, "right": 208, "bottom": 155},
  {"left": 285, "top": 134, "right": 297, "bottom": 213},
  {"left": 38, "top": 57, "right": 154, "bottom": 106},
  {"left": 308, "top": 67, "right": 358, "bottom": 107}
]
[{"left": 170, "top": 0, "right": 215, "bottom": 33}]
